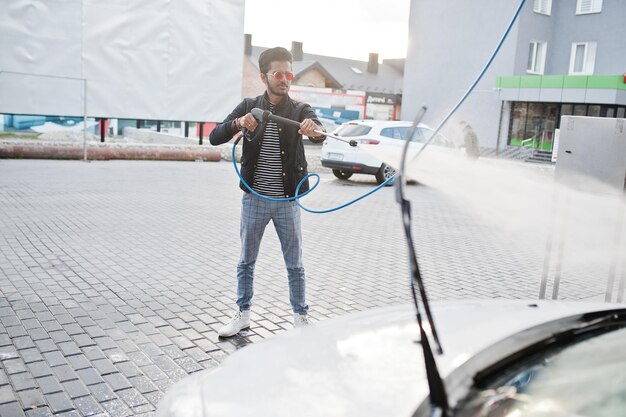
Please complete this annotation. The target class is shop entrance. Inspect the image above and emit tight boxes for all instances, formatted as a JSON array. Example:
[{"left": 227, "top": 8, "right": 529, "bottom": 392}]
[{"left": 508, "top": 102, "right": 626, "bottom": 150}]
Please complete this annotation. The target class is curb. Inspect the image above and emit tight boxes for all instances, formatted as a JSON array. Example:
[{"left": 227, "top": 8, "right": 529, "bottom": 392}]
[
  {"left": 0, "top": 139, "right": 332, "bottom": 173},
  {"left": 0, "top": 140, "right": 221, "bottom": 162}
]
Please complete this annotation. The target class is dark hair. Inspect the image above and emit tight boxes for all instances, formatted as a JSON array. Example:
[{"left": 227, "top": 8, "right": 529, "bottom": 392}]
[{"left": 258, "top": 47, "right": 293, "bottom": 74}]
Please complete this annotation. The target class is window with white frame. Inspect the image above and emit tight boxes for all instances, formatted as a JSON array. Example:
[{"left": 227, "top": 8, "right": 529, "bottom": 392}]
[
  {"left": 569, "top": 42, "right": 597, "bottom": 74},
  {"left": 533, "top": 0, "right": 552, "bottom": 15},
  {"left": 576, "top": 0, "right": 603, "bottom": 14},
  {"left": 527, "top": 41, "right": 547, "bottom": 74}
]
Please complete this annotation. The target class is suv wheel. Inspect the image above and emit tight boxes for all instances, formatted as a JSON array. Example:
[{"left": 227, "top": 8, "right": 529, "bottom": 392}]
[
  {"left": 332, "top": 169, "right": 353, "bottom": 180},
  {"left": 375, "top": 163, "right": 396, "bottom": 185}
]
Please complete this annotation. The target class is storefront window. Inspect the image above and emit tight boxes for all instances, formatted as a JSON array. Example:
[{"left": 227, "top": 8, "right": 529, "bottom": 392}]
[
  {"left": 509, "top": 102, "right": 528, "bottom": 146},
  {"left": 365, "top": 94, "right": 397, "bottom": 120},
  {"left": 509, "top": 101, "right": 623, "bottom": 151},
  {"left": 573, "top": 104, "right": 587, "bottom": 116},
  {"left": 508, "top": 102, "right": 557, "bottom": 150},
  {"left": 365, "top": 103, "right": 394, "bottom": 120},
  {"left": 601, "top": 106, "right": 616, "bottom": 118},
  {"left": 561, "top": 104, "right": 573, "bottom": 116},
  {"left": 588, "top": 105, "right": 601, "bottom": 117}
]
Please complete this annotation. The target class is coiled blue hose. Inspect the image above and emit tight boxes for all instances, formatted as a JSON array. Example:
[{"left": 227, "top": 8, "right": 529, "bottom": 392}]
[
  {"left": 230, "top": 143, "right": 394, "bottom": 214},
  {"left": 230, "top": 0, "right": 526, "bottom": 214}
]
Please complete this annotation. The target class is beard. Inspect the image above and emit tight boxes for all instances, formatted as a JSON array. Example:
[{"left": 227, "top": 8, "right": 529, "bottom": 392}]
[{"left": 268, "top": 82, "right": 289, "bottom": 97}]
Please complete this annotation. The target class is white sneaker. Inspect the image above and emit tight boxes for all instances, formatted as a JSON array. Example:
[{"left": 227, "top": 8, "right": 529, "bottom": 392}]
[
  {"left": 218, "top": 310, "right": 251, "bottom": 337},
  {"left": 293, "top": 313, "right": 309, "bottom": 328}
]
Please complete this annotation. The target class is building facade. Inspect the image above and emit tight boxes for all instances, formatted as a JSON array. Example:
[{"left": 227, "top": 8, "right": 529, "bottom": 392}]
[
  {"left": 403, "top": 0, "right": 626, "bottom": 154},
  {"left": 242, "top": 36, "right": 404, "bottom": 125}
]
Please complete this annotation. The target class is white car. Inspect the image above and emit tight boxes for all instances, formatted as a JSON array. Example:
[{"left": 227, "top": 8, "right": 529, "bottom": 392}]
[
  {"left": 320, "top": 120, "right": 456, "bottom": 184},
  {"left": 156, "top": 299, "right": 626, "bottom": 417}
]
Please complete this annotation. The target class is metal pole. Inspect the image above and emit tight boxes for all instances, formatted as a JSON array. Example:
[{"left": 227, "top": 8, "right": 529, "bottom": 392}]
[
  {"left": 100, "top": 119, "right": 105, "bottom": 143},
  {"left": 539, "top": 188, "right": 560, "bottom": 299},
  {"left": 606, "top": 199, "right": 625, "bottom": 302},
  {"left": 618, "top": 198, "right": 626, "bottom": 303},
  {"left": 618, "top": 252, "right": 626, "bottom": 303},
  {"left": 551, "top": 191, "right": 571, "bottom": 300},
  {"left": 495, "top": 100, "right": 505, "bottom": 158},
  {"left": 83, "top": 79, "right": 88, "bottom": 161}
]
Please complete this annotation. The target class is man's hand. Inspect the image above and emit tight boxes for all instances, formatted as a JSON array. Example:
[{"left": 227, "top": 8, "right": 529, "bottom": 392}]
[
  {"left": 299, "top": 119, "right": 324, "bottom": 138},
  {"left": 238, "top": 113, "right": 258, "bottom": 132}
]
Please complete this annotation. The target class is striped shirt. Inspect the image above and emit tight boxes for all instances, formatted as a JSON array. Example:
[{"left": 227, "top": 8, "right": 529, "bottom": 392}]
[{"left": 253, "top": 104, "right": 284, "bottom": 197}]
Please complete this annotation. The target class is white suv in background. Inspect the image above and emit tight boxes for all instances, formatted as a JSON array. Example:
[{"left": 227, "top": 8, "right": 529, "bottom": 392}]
[{"left": 320, "top": 120, "right": 456, "bottom": 184}]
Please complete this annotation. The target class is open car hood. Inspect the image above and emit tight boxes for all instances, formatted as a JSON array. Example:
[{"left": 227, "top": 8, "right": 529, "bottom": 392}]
[{"left": 156, "top": 300, "right": 623, "bottom": 417}]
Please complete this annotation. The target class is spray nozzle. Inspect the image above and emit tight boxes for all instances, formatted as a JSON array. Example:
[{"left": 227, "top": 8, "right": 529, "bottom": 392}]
[{"left": 251, "top": 108, "right": 270, "bottom": 123}]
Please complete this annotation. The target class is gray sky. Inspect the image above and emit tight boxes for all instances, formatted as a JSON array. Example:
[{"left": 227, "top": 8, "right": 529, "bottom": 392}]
[{"left": 244, "top": 0, "right": 411, "bottom": 61}]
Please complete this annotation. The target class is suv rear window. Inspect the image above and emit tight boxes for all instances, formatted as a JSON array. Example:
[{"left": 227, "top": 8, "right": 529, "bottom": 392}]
[
  {"left": 380, "top": 127, "right": 406, "bottom": 139},
  {"left": 335, "top": 124, "right": 372, "bottom": 137}
]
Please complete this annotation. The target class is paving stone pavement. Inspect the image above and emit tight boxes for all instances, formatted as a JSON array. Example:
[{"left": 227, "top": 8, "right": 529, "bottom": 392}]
[{"left": 0, "top": 156, "right": 612, "bottom": 416}]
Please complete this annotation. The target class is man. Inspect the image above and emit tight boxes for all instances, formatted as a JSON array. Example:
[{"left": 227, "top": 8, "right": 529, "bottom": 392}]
[
  {"left": 209, "top": 47, "right": 325, "bottom": 337},
  {"left": 459, "top": 120, "right": 480, "bottom": 159}
]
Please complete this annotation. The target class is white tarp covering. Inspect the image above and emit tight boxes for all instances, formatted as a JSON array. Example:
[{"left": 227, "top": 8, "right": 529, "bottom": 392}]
[{"left": 0, "top": 0, "right": 244, "bottom": 121}]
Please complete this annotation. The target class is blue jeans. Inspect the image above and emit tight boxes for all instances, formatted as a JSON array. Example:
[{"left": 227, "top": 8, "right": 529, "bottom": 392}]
[{"left": 236, "top": 193, "right": 308, "bottom": 314}]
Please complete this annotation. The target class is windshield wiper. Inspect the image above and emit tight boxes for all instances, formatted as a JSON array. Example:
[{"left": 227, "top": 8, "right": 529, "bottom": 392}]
[
  {"left": 400, "top": 1, "right": 528, "bottom": 413},
  {"left": 396, "top": 106, "right": 449, "bottom": 417}
]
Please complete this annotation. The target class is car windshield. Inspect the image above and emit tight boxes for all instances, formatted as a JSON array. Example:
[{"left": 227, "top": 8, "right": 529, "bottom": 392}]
[
  {"left": 456, "top": 325, "right": 626, "bottom": 417},
  {"left": 335, "top": 124, "right": 371, "bottom": 137}
]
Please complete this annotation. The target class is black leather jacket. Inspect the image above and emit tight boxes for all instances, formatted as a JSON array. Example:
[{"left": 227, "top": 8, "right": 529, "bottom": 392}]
[{"left": 209, "top": 93, "right": 324, "bottom": 197}]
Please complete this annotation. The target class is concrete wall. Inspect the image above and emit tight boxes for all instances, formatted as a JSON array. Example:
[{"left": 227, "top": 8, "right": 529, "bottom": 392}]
[
  {"left": 403, "top": 0, "right": 521, "bottom": 149},
  {"left": 513, "top": 0, "right": 626, "bottom": 76},
  {"left": 550, "top": 0, "right": 626, "bottom": 75},
  {"left": 555, "top": 116, "right": 626, "bottom": 194},
  {"left": 512, "top": 2, "right": 555, "bottom": 74}
]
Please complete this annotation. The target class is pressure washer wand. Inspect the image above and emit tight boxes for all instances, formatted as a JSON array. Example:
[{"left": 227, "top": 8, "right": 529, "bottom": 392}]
[{"left": 251, "top": 108, "right": 357, "bottom": 146}]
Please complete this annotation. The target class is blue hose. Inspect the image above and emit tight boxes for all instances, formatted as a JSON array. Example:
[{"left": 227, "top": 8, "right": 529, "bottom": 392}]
[
  {"left": 411, "top": 0, "right": 527, "bottom": 162},
  {"left": 230, "top": 143, "right": 394, "bottom": 214},
  {"left": 230, "top": 0, "right": 526, "bottom": 213}
]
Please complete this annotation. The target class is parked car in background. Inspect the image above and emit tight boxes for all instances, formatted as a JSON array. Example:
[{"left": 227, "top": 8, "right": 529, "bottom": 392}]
[
  {"left": 156, "top": 299, "right": 626, "bottom": 417},
  {"left": 320, "top": 120, "right": 456, "bottom": 184}
]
